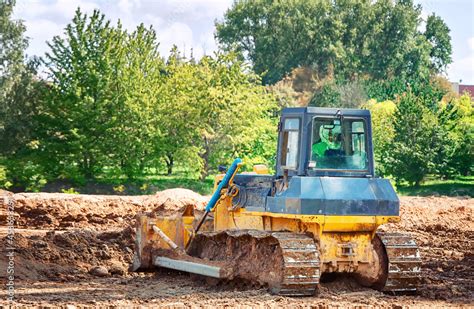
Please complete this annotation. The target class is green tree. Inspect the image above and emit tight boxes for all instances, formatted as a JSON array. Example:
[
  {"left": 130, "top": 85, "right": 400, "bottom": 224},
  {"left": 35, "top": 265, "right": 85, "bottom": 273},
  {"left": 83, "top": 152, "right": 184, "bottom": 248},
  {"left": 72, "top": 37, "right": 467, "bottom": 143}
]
[
  {"left": 0, "top": 0, "right": 48, "bottom": 190},
  {"left": 309, "top": 80, "right": 340, "bottom": 107},
  {"left": 109, "top": 24, "right": 165, "bottom": 178},
  {"left": 0, "top": 0, "right": 30, "bottom": 154},
  {"left": 157, "top": 47, "right": 201, "bottom": 176},
  {"left": 0, "top": 0, "right": 28, "bottom": 105},
  {"left": 310, "top": 80, "right": 367, "bottom": 108},
  {"left": 42, "top": 8, "right": 122, "bottom": 179},
  {"left": 365, "top": 75, "right": 450, "bottom": 111},
  {"left": 216, "top": 0, "right": 450, "bottom": 85},
  {"left": 425, "top": 14, "right": 452, "bottom": 73},
  {"left": 436, "top": 94, "right": 473, "bottom": 177},
  {"left": 154, "top": 50, "right": 278, "bottom": 179},
  {"left": 0, "top": 60, "right": 45, "bottom": 155},
  {"left": 361, "top": 99, "right": 396, "bottom": 176},
  {"left": 385, "top": 91, "right": 439, "bottom": 186},
  {"left": 195, "top": 53, "right": 277, "bottom": 179},
  {"left": 43, "top": 9, "right": 169, "bottom": 181}
]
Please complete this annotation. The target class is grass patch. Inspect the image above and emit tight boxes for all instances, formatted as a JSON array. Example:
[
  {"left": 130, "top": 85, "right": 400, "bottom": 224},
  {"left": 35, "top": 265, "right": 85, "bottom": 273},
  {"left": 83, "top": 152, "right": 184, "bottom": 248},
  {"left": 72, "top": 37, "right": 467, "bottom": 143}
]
[
  {"left": 41, "top": 172, "right": 215, "bottom": 196},
  {"left": 31, "top": 170, "right": 474, "bottom": 198},
  {"left": 397, "top": 176, "right": 474, "bottom": 197},
  {"left": 140, "top": 175, "right": 214, "bottom": 195}
]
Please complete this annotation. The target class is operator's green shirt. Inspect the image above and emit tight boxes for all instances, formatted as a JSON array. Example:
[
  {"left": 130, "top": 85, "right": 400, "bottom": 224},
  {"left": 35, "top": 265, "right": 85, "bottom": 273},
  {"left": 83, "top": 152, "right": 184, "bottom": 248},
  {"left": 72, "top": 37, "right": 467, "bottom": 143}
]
[{"left": 312, "top": 142, "right": 328, "bottom": 157}]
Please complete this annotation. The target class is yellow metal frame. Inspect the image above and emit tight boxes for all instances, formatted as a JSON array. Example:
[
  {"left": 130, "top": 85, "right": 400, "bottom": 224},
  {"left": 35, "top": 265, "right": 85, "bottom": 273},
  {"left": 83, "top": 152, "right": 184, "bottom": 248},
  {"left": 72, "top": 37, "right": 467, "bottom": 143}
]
[
  {"left": 141, "top": 167, "right": 399, "bottom": 275},
  {"left": 208, "top": 168, "right": 400, "bottom": 273}
]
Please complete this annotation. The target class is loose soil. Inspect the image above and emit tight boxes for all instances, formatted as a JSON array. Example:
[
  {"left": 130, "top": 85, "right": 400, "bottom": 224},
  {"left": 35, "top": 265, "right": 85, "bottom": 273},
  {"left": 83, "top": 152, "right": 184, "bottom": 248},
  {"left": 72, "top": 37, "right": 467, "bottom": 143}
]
[{"left": 0, "top": 191, "right": 472, "bottom": 307}]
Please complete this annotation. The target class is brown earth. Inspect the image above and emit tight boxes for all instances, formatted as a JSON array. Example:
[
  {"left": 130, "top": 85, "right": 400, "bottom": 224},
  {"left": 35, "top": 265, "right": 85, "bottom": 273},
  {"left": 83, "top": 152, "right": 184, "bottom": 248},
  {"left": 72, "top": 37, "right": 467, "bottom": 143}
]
[
  {"left": 0, "top": 190, "right": 473, "bottom": 307},
  {"left": 0, "top": 188, "right": 207, "bottom": 229}
]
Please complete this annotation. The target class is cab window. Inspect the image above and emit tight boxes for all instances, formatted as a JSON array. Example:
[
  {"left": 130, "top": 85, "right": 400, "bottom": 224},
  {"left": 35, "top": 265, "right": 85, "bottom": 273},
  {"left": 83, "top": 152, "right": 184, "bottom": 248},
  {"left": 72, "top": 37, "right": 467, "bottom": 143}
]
[
  {"left": 310, "top": 118, "right": 367, "bottom": 171},
  {"left": 280, "top": 118, "right": 300, "bottom": 170}
]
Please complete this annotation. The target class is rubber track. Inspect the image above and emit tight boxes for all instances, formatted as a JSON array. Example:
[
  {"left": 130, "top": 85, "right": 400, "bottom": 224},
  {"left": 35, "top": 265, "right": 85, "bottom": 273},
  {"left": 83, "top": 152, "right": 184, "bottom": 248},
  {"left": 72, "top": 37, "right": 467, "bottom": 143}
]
[{"left": 377, "top": 232, "right": 422, "bottom": 292}]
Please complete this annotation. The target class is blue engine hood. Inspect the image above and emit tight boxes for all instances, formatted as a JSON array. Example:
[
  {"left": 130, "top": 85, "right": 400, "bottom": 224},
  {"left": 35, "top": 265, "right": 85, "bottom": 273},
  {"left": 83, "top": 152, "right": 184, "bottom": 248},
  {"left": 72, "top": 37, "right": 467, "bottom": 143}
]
[{"left": 265, "top": 176, "right": 399, "bottom": 216}]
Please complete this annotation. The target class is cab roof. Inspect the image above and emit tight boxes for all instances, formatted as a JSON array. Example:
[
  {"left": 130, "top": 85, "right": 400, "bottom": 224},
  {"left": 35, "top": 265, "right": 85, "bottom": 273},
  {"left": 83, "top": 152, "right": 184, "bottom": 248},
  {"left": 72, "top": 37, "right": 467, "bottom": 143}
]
[{"left": 281, "top": 107, "right": 370, "bottom": 117}]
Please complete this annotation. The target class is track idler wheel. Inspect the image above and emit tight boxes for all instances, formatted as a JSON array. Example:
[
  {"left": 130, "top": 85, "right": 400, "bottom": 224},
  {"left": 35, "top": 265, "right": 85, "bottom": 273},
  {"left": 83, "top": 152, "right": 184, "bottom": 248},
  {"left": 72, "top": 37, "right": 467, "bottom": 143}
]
[
  {"left": 354, "top": 232, "right": 422, "bottom": 293},
  {"left": 353, "top": 234, "right": 388, "bottom": 290}
]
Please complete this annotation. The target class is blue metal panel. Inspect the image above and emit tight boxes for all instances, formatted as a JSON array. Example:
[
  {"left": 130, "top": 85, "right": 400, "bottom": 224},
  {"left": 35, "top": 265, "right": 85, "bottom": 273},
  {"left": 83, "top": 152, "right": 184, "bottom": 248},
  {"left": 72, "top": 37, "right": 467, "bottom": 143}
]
[
  {"left": 369, "top": 179, "right": 399, "bottom": 202},
  {"left": 300, "top": 177, "right": 325, "bottom": 199},
  {"left": 265, "top": 176, "right": 399, "bottom": 216},
  {"left": 320, "top": 177, "right": 373, "bottom": 200}
]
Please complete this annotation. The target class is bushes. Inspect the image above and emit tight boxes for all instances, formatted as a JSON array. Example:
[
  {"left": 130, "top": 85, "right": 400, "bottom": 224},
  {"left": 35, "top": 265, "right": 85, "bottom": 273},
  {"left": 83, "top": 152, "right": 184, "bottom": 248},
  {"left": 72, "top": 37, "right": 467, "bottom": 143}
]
[
  {"left": 361, "top": 99, "right": 396, "bottom": 176},
  {"left": 436, "top": 94, "right": 474, "bottom": 177},
  {"left": 384, "top": 92, "right": 440, "bottom": 186},
  {"left": 365, "top": 92, "right": 473, "bottom": 186},
  {"left": 0, "top": 9, "right": 278, "bottom": 190}
]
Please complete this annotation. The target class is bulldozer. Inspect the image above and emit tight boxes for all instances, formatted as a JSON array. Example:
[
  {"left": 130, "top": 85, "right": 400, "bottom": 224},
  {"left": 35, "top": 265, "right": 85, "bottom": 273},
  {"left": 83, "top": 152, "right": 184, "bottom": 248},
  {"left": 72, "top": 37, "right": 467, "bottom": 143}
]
[{"left": 131, "top": 107, "right": 421, "bottom": 296}]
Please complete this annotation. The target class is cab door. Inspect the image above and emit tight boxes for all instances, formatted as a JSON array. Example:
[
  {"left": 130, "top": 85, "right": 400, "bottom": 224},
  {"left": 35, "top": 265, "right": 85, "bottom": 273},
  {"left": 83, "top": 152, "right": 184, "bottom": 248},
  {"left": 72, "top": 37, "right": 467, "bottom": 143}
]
[{"left": 276, "top": 117, "right": 301, "bottom": 177}]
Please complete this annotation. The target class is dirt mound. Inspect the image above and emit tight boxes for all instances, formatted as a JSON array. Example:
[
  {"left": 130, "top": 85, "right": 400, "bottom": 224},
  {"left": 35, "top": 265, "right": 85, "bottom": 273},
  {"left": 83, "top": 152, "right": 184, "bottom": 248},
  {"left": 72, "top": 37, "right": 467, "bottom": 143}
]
[
  {"left": 152, "top": 188, "right": 208, "bottom": 216},
  {"left": 0, "top": 189, "right": 209, "bottom": 286},
  {"left": 0, "top": 227, "right": 134, "bottom": 282},
  {"left": 398, "top": 196, "right": 473, "bottom": 233},
  {"left": 0, "top": 189, "right": 13, "bottom": 196},
  {"left": 6, "top": 189, "right": 210, "bottom": 229}
]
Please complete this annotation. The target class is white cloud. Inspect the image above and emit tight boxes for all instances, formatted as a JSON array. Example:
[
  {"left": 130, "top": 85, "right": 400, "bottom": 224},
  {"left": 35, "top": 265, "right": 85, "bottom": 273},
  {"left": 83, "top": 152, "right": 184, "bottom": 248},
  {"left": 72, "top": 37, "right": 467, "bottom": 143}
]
[
  {"left": 12, "top": 0, "right": 232, "bottom": 60},
  {"left": 448, "top": 37, "right": 474, "bottom": 84},
  {"left": 468, "top": 37, "right": 474, "bottom": 51},
  {"left": 198, "top": 30, "right": 218, "bottom": 56},
  {"left": 23, "top": 19, "right": 63, "bottom": 58},
  {"left": 158, "top": 22, "right": 194, "bottom": 56},
  {"left": 448, "top": 56, "right": 474, "bottom": 84},
  {"left": 118, "top": 0, "right": 140, "bottom": 14}
]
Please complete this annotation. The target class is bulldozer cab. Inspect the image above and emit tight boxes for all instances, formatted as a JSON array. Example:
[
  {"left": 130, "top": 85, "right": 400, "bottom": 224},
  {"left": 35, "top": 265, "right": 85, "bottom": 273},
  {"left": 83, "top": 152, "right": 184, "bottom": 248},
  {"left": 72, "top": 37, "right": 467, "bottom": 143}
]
[{"left": 277, "top": 107, "right": 375, "bottom": 178}]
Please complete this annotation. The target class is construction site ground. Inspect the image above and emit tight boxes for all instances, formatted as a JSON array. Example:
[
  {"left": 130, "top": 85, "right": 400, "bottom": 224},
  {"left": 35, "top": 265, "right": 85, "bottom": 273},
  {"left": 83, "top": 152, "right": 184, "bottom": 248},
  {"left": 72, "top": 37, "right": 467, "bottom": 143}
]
[{"left": 0, "top": 189, "right": 473, "bottom": 308}]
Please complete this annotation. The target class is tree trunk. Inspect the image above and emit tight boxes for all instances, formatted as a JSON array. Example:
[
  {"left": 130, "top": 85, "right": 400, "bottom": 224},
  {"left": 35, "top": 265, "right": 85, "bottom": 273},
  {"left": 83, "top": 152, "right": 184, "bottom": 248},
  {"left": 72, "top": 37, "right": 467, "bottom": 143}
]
[
  {"left": 200, "top": 139, "right": 210, "bottom": 181},
  {"left": 165, "top": 153, "right": 173, "bottom": 176},
  {"left": 200, "top": 160, "right": 209, "bottom": 180},
  {"left": 82, "top": 153, "right": 93, "bottom": 179}
]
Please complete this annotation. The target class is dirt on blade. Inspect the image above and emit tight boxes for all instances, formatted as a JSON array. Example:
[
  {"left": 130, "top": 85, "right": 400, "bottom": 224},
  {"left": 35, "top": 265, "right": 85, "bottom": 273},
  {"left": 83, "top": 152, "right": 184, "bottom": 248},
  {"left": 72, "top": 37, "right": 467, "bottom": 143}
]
[{"left": 0, "top": 190, "right": 472, "bottom": 307}]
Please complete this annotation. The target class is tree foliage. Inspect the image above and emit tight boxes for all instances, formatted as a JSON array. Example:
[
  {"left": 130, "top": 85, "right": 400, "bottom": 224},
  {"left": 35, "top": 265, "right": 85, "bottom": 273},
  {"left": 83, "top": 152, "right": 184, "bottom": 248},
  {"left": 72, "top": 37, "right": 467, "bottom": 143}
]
[
  {"left": 309, "top": 79, "right": 367, "bottom": 108},
  {"left": 41, "top": 9, "right": 123, "bottom": 179},
  {"left": 0, "top": 2, "right": 468, "bottom": 193},
  {"left": 425, "top": 14, "right": 452, "bottom": 73},
  {"left": 436, "top": 94, "right": 473, "bottom": 177},
  {"left": 385, "top": 91, "right": 441, "bottom": 186},
  {"left": 2, "top": 8, "right": 277, "bottom": 188},
  {"left": 0, "top": 0, "right": 47, "bottom": 191},
  {"left": 361, "top": 99, "right": 396, "bottom": 176},
  {"left": 216, "top": 0, "right": 451, "bottom": 84},
  {"left": 0, "top": 0, "right": 36, "bottom": 154},
  {"left": 364, "top": 88, "right": 471, "bottom": 185},
  {"left": 193, "top": 53, "right": 277, "bottom": 179},
  {"left": 110, "top": 23, "right": 165, "bottom": 178},
  {"left": 0, "top": 0, "right": 28, "bottom": 102},
  {"left": 155, "top": 49, "right": 277, "bottom": 179}
]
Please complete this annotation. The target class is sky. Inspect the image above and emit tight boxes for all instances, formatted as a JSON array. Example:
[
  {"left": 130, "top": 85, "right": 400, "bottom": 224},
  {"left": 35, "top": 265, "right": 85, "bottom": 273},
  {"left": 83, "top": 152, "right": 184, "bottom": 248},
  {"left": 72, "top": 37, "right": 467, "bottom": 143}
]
[{"left": 12, "top": 0, "right": 474, "bottom": 84}]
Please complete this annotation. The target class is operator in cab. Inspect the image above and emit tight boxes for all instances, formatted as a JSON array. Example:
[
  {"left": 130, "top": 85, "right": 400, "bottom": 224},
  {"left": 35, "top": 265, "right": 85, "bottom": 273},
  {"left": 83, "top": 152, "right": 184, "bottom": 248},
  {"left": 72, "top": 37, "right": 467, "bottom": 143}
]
[{"left": 312, "top": 125, "right": 343, "bottom": 159}]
